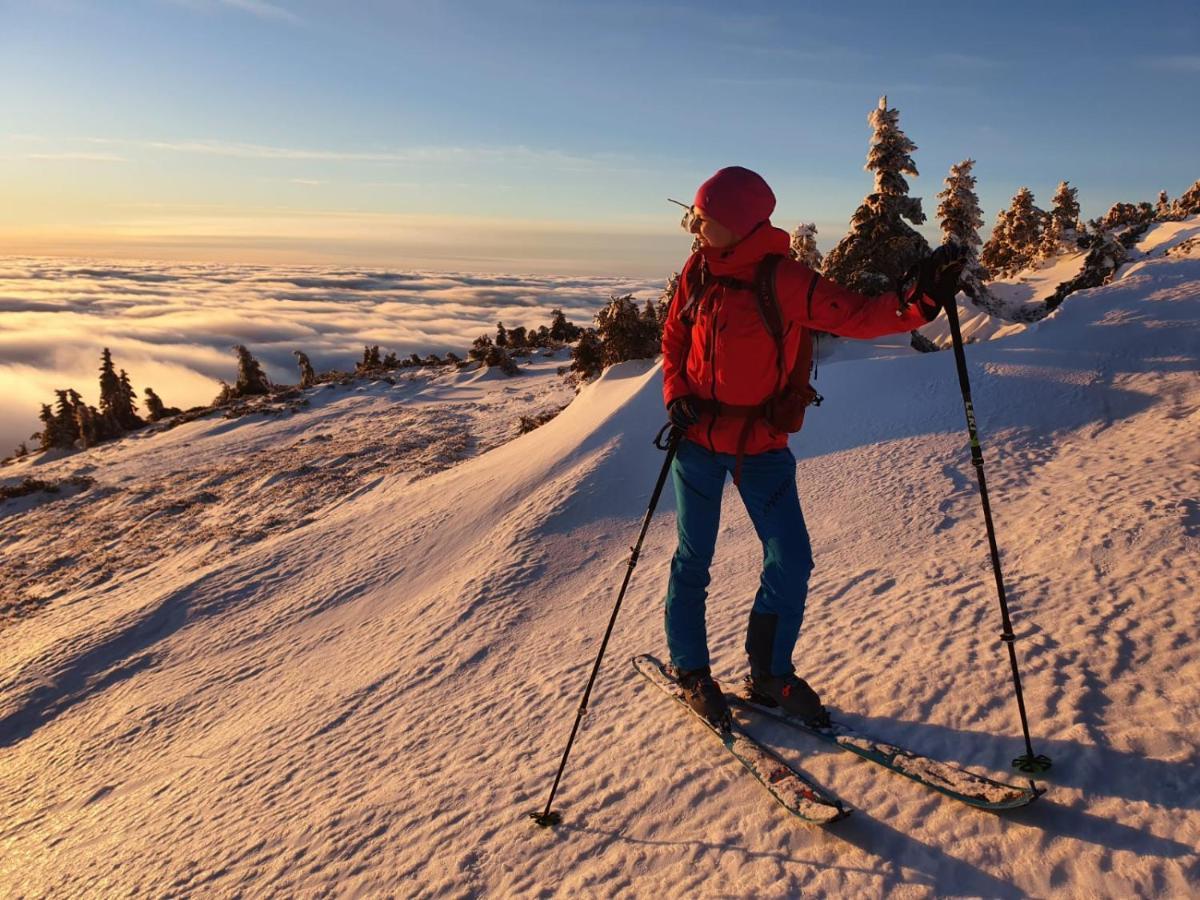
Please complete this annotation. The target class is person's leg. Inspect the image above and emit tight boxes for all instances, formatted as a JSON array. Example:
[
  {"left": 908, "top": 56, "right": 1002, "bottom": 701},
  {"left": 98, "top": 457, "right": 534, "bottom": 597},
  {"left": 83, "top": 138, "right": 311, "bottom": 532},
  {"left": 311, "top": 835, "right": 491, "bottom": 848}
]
[
  {"left": 664, "top": 439, "right": 727, "bottom": 672},
  {"left": 734, "top": 447, "right": 815, "bottom": 678}
]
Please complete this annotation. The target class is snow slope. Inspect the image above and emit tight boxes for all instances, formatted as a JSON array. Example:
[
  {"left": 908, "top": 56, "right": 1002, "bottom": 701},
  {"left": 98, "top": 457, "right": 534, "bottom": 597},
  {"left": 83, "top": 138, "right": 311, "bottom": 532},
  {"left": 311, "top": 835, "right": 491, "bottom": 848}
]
[{"left": 2, "top": 224, "right": 1199, "bottom": 898}]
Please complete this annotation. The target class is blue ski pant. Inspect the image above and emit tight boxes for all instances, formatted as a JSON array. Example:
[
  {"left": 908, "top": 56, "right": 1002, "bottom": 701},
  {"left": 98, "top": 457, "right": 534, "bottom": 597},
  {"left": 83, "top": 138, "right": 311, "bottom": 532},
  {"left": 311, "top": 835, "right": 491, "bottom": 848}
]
[{"left": 665, "top": 437, "right": 814, "bottom": 675}]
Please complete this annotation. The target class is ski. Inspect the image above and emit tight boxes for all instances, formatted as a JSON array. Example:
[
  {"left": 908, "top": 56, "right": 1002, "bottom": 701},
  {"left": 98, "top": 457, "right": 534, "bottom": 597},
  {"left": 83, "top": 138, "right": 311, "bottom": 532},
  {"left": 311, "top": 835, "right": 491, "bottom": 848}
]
[
  {"left": 731, "top": 684, "right": 1043, "bottom": 810},
  {"left": 632, "top": 654, "right": 848, "bottom": 825}
]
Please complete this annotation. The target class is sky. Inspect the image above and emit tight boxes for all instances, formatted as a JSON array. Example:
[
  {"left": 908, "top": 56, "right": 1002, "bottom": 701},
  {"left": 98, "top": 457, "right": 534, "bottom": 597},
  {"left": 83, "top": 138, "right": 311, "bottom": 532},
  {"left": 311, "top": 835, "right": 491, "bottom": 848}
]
[{"left": 1, "top": 0, "right": 1198, "bottom": 275}]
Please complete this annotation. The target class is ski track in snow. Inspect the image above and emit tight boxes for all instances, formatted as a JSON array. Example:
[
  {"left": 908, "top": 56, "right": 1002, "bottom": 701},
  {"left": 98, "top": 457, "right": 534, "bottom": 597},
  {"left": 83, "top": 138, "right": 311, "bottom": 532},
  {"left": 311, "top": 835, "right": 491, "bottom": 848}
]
[{"left": 1, "top": 225, "right": 1199, "bottom": 898}]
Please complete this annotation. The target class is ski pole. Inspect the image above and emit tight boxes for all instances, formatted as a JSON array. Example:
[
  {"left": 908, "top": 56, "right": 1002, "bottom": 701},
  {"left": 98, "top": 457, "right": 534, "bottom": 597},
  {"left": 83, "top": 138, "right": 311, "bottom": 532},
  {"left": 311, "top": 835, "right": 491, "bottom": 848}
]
[
  {"left": 942, "top": 293, "right": 1051, "bottom": 779},
  {"left": 528, "top": 425, "right": 682, "bottom": 828}
]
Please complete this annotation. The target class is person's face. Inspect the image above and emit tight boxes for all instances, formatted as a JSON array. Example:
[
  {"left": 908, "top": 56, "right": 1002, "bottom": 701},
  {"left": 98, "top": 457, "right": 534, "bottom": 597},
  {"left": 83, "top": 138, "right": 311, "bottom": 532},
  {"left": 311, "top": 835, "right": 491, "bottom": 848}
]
[{"left": 689, "top": 206, "right": 739, "bottom": 249}]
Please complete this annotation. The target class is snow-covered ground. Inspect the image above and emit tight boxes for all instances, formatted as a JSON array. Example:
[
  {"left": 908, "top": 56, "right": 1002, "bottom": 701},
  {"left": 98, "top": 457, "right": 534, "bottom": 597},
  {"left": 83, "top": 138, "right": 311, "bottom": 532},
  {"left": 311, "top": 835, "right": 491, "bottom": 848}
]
[{"left": 2, "top": 221, "right": 1198, "bottom": 897}]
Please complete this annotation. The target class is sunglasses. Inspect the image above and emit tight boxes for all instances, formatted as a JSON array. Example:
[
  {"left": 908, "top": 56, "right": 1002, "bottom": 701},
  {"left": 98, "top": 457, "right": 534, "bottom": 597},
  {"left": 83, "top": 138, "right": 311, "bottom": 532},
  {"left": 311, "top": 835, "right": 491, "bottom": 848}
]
[{"left": 668, "top": 197, "right": 701, "bottom": 232}]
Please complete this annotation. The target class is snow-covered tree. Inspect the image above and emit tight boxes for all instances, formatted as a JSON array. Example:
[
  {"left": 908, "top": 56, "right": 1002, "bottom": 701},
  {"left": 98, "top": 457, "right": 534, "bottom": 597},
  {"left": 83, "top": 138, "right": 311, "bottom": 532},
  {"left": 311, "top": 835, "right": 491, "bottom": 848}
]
[
  {"left": 293, "top": 350, "right": 317, "bottom": 388},
  {"left": 658, "top": 273, "right": 679, "bottom": 326},
  {"left": 823, "top": 95, "right": 929, "bottom": 295},
  {"left": 74, "top": 402, "right": 100, "bottom": 448},
  {"left": 595, "top": 293, "right": 659, "bottom": 365},
  {"left": 935, "top": 159, "right": 993, "bottom": 305},
  {"left": 568, "top": 329, "right": 604, "bottom": 384},
  {"left": 549, "top": 309, "right": 582, "bottom": 342},
  {"left": 233, "top": 345, "right": 271, "bottom": 396},
  {"left": 1037, "top": 215, "right": 1068, "bottom": 261},
  {"left": 97, "top": 348, "right": 123, "bottom": 433},
  {"left": 789, "top": 223, "right": 824, "bottom": 269},
  {"left": 495, "top": 322, "right": 508, "bottom": 347},
  {"left": 980, "top": 187, "right": 1045, "bottom": 277},
  {"left": 1176, "top": 179, "right": 1200, "bottom": 215},
  {"left": 1049, "top": 181, "right": 1081, "bottom": 234},
  {"left": 1099, "top": 201, "right": 1151, "bottom": 231},
  {"left": 117, "top": 369, "right": 143, "bottom": 429},
  {"left": 1155, "top": 190, "right": 1171, "bottom": 219}
]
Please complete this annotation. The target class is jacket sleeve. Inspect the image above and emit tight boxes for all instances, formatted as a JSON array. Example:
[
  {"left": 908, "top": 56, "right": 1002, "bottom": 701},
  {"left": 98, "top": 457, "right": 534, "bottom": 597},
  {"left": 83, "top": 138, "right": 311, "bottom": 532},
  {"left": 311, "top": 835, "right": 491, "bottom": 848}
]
[
  {"left": 662, "top": 256, "right": 698, "bottom": 406},
  {"left": 775, "top": 261, "right": 930, "bottom": 338}
]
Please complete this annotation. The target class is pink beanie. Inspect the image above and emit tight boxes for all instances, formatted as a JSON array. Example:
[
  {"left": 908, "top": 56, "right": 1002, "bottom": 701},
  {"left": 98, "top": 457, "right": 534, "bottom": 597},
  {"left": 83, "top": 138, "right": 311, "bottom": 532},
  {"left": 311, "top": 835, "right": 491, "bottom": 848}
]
[{"left": 693, "top": 166, "right": 776, "bottom": 237}]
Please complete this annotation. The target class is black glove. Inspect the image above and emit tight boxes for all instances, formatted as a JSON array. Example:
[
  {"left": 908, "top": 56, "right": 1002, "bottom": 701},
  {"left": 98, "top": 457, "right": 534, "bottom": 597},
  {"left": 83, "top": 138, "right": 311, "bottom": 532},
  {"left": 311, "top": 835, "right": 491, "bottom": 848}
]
[
  {"left": 668, "top": 395, "right": 701, "bottom": 430},
  {"left": 909, "top": 243, "right": 968, "bottom": 320}
]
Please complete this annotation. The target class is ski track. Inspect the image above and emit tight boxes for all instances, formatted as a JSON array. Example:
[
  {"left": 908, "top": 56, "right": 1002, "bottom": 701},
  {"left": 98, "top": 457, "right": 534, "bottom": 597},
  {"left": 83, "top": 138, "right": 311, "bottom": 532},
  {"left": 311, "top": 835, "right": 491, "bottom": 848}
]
[{"left": 1, "top": 227, "right": 1199, "bottom": 898}]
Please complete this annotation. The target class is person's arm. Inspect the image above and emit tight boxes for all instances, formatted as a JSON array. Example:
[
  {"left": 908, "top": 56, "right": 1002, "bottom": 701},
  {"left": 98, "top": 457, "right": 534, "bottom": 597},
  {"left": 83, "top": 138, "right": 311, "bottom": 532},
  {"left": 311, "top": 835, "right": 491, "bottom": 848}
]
[
  {"left": 775, "top": 261, "right": 934, "bottom": 339},
  {"left": 662, "top": 254, "right": 700, "bottom": 406}
]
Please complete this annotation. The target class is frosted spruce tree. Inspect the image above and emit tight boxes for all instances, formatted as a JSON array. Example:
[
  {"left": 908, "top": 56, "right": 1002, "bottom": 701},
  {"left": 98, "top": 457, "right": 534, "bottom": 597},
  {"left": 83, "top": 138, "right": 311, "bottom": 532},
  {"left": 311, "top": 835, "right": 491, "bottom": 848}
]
[
  {"left": 97, "top": 348, "right": 124, "bottom": 435},
  {"left": 980, "top": 188, "right": 1044, "bottom": 277},
  {"left": 1050, "top": 181, "right": 1081, "bottom": 236},
  {"left": 1176, "top": 179, "right": 1200, "bottom": 216},
  {"left": 823, "top": 95, "right": 929, "bottom": 295},
  {"left": 935, "top": 159, "right": 996, "bottom": 312},
  {"left": 789, "top": 223, "right": 824, "bottom": 270},
  {"left": 117, "top": 369, "right": 143, "bottom": 430},
  {"left": 1155, "top": 190, "right": 1172, "bottom": 219}
]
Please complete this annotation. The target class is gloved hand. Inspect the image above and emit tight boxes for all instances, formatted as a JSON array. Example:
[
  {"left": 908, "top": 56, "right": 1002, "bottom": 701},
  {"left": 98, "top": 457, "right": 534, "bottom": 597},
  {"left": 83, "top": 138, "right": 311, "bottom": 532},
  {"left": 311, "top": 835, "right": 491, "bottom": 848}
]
[
  {"left": 909, "top": 243, "right": 968, "bottom": 320},
  {"left": 668, "top": 395, "right": 701, "bottom": 430}
]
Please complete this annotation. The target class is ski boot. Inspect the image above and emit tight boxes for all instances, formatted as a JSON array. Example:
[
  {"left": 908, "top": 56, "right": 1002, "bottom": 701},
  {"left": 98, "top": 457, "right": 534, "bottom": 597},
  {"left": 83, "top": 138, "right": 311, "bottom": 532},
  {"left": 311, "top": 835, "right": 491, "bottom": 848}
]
[
  {"left": 745, "top": 671, "right": 831, "bottom": 728},
  {"left": 745, "top": 610, "right": 831, "bottom": 727},
  {"left": 675, "top": 666, "right": 732, "bottom": 732}
]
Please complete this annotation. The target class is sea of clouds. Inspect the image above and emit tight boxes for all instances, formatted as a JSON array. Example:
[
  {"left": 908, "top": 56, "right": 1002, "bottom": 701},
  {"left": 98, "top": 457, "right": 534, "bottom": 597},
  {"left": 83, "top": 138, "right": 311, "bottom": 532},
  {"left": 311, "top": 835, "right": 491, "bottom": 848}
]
[{"left": 0, "top": 257, "right": 665, "bottom": 455}]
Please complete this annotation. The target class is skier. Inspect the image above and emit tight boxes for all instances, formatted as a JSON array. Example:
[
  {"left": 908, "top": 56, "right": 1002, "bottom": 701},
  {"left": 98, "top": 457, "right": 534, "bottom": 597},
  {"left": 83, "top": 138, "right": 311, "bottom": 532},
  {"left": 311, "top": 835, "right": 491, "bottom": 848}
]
[{"left": 662, "top": 166, "right": 962, "bottom": 727}]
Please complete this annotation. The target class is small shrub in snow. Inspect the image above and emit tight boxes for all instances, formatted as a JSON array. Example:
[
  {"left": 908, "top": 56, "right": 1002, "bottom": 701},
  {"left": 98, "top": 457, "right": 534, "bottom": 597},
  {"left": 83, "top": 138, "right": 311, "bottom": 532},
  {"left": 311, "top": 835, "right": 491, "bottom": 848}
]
[{"left": 143, "top": 387, "right": 181, "bottom": 422}]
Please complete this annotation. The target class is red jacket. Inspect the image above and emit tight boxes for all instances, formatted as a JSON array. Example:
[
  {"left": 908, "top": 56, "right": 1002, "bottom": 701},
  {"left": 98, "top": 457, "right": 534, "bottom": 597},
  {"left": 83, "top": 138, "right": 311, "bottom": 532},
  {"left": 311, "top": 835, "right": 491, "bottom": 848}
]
[{"left": 662, "top": 224, "right": 930, "bottom": 456}]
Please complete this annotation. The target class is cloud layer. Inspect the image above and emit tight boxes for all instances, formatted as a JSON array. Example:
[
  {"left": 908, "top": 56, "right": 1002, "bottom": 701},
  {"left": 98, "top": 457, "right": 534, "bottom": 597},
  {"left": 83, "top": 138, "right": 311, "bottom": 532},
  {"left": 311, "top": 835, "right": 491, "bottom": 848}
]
[{"left": 0, "top": 257, "right": 664, "bottom": 453}]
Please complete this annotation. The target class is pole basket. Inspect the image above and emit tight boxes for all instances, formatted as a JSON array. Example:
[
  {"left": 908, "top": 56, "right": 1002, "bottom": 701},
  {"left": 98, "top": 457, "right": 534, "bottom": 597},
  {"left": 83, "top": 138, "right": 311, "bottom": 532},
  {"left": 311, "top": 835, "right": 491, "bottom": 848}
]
[
  {"left": 1013, "top": 753, "right": 1053, "bottom": 774},
  {"left": 528, "top": 809, "right": 562, "bottom": 828}
]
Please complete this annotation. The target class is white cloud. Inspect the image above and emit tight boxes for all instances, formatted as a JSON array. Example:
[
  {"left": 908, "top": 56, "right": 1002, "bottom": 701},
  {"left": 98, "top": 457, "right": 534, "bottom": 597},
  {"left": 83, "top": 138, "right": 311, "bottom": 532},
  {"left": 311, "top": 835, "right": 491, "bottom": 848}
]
[
  {"left": 25, "top": 153, "right": 128, "bottom": 162},
  {"left": 0, "top": 258, "right": 663, "bottom": 454}
]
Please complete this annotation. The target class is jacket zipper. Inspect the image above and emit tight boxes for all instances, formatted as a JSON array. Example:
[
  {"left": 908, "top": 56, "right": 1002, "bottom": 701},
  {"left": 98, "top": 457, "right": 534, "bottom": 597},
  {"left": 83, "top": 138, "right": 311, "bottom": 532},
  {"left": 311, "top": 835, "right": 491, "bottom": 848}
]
[{"left": 706, "top": 288, "right": 722, "bottom": 452}]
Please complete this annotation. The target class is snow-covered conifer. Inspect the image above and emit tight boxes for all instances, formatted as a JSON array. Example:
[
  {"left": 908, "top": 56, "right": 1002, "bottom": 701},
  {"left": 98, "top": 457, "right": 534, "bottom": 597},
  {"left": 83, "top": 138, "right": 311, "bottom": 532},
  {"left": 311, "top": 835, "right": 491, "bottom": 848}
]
[
  {"left": 74, "top": 402, "right": 99, "bottom": 448},
  {"left": 935, "top": 159, "right": 992, "bottom": 305},
  {"left": 568, "top": 329, "right": 604, "bottom": 384},
  {"left": 789, "top": 223, "right": 823, "bottom": 270},
  {"left": 980, "top": 188, "right": 1044, "bottom": 277},
  {"left": 233, "top": 345, "right": 271, "bottom": 396},
  {"left": 1155, "top": 190, "right": 1171, "bottom": 219},
  {"left": 97, "top": 348, "right": 123, "bottom": 432},
  {"left": 495, "top": 322, "right": 508, "bottom": 347},
  {"left": 117, "top": 369, "right": 143, "bottom": 429},
  {"left": 507, "top": 325, "right": 528, "bottom": 348},
  {"left": 1175, "top": 179, "right": 1200, "bottom": 215},
  {"left": 1050, "top": 181, "right": 1081, "bottom": 233},
  {"left": 595, "top": 294, "right": 658, "bottom": 365},
  {"left": 1038, "top": 215, "right": 1068, "bottom": 261},
  {"left": 823, "top": 96, "right": 929, "bottom": 295},
  {"left": 293, "top": 350, "right": 317, "bottom": 388},
  {"left": 36, "top": 403, "right": 56, "bottom": 451}
]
